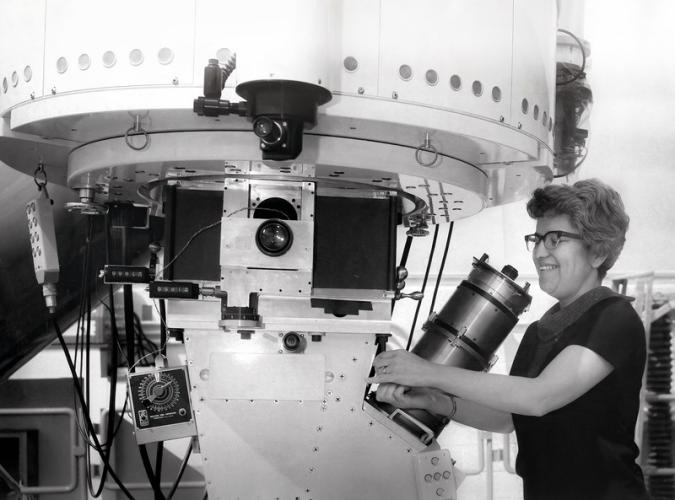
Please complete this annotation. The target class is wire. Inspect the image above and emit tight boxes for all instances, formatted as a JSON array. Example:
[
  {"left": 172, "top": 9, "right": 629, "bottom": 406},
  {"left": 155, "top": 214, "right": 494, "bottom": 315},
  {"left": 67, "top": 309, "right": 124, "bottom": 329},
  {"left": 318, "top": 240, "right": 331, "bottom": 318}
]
[
  {"left": 406, "top": 224, "right": 440, "bottom": 351},
  {"left": 556, "top": 28, "right": 587, "bottom": 86},
  {"left": 52, "top": 318, "right": 135, "bottom": 499},
  {"left": 157, "top": 205, "right": 291, "bottom": 279},
  {"left": 166, "top": 439, "right": 194, "bottom": 500},
  {"left": 428, "top": 222, "right": 454, "bottom": 317}
]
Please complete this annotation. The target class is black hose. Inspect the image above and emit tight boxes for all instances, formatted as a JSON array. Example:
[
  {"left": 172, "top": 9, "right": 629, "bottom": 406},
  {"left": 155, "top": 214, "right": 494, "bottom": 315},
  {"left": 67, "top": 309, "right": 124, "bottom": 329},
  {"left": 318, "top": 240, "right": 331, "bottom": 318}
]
[
  {"left": 428, "top": 222, "right": 454, "bottom": 317},
  {"left": 405, "top": 224, "right": 440, "bottom": 351}
]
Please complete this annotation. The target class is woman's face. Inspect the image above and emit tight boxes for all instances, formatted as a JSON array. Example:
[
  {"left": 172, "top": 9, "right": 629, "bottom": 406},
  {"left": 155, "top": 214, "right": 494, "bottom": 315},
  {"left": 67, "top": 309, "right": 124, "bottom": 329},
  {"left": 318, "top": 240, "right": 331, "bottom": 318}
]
[{"left": 532, "top": 213, "right": 604, "bottom": 307}]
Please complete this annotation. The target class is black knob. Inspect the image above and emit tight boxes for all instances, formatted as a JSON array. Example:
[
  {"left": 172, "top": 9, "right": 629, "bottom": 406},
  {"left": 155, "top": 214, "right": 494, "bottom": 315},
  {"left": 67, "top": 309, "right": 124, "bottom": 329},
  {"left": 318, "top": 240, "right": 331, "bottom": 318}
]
[{"left": 501, "top": 264, "right": 518, "bottom": 280}]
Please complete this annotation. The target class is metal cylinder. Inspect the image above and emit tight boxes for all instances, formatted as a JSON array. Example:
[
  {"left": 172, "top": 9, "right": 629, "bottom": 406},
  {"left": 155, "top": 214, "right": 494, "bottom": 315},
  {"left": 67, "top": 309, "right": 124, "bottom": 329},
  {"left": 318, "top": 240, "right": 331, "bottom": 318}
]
[
  {"left": 413, "top": 253, "right": 531, "bottom": 371},
  {"left": 393, "top": 253, "right": 531, "bottom": 443}
]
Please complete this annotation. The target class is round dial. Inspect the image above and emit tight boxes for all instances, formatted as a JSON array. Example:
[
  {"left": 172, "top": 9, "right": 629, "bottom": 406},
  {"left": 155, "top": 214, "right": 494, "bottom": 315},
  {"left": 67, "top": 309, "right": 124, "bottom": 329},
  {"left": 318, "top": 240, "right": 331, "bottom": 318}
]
[{"left": 137, "top": 373, "right": 182, "bottom": 413}]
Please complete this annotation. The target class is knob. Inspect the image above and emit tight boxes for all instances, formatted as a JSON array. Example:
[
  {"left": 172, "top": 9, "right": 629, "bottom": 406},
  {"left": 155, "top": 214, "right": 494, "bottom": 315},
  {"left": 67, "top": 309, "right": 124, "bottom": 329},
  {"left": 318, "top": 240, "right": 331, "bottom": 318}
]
[{"left": 501, "top": 264, "right": 518, "bottom": 280}]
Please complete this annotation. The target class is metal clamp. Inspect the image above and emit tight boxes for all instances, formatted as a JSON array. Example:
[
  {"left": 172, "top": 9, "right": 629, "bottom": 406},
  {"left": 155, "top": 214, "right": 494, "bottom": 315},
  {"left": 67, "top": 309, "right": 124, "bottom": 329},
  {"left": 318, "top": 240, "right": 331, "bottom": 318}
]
[
  {"left": 125, "top": 114, "right": 150, "bottom": 151},
  {"left": 414, "top": 132, "right": 439, "bottom": 168},
  {"left": 388, "top": 408, "right": 435, "bottom": 445}
]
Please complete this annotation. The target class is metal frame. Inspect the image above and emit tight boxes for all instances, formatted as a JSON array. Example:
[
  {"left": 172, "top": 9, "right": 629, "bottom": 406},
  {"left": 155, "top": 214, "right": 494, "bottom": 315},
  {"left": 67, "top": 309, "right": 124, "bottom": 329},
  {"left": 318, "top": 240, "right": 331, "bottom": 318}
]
[{"left": 0, "top": 407, "right": 84, "bottom": 495}]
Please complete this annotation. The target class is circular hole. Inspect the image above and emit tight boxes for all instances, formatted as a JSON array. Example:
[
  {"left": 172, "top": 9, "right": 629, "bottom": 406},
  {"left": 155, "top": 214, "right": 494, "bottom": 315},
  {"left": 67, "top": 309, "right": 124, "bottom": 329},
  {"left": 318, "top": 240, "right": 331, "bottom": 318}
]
[
  {"left": 23, "top": 65, "right": 32, "bottom": 82},
  {"left": 533, "top": 104, "right": 539, "bottom": 120},
  {"left": 449, "top": 74, "right": 461, "bottom": 91},
  {"left": 399, "top": 64, "right": 413, "bottom": 81},
  {"left": 343, "top": 56, "right": 358, "bottom": 72},
  {"left": 158, "top": 47, "right": 174, "bottom": 65},
  {"left": 549, "top": 117, "right": 553, "bottom": 131},
  {"left": 253, "top": 197, "right": 297, "bottom": 221},
  {"left": 78, "top": 54, "right": 91, "bottom": 70},
  {"left": 2, "top": 78, "right": 8, "bottom": 93},
  {"left": 55, "top": 57, "right": 68, "bottom": 74},
  {"left": 102, "top": 51, "right": 117, "bottom": 68},
  {"left": 521, "top": 98, "right": 529, "bottom": 114},
  {"left": 491, "top": 86, "right": 501, "bottom": 102},
  {"left": 425, "top": 69, "right": 438, "bottom": 86},
  {"left": 472, "top": 80, "right": 483, "bottom": 97},
  {"left": 542, "top": 111, "right": 548, "bottom": 126},
  {"left": 11, "top": 71, "right": 19, "bottom": 87},
  {"left": 129, "top": 49, "right": 144, "bottom": 66}
]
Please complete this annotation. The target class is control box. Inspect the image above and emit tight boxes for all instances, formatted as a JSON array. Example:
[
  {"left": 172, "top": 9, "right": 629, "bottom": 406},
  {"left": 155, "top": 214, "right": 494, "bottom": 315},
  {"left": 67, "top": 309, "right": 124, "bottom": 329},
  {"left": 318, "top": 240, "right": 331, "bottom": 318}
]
[
  {"left": 26, "top": 197, "right": 59, "bottom": 285},
  {"left": 127, "top": 366, "right": 197, "bottom": 444}
]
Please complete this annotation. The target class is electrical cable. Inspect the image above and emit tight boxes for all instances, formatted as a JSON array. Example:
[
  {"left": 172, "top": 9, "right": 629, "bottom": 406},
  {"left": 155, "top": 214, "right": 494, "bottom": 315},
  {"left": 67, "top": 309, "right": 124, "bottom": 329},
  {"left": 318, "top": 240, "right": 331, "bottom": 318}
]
[
  {"left": 427, "top": 222, "right": 454, "bottom": 317},
  {"left": 122, "top": 285, "right": 165, "bottom": 500},
  {"left": 165, "top": 439, "right": 193, "bottom": 500},
  {"left": 155, "top": 299, "right": 168, "bottom": 497},
  {"left": 157, "top": 205, "right": 288, "bottom": 279},
  {"left": 405, "top": 224, "right": 440, "bottom": 351},
  {"left": 52, "top": 317, "right": 135, "bottom": 499},
  {"left": 399, "top": 235, "right": 413, "bottom": 270},
  {"left": 556, "top": 28, "right": 587, "bottom": 86}
]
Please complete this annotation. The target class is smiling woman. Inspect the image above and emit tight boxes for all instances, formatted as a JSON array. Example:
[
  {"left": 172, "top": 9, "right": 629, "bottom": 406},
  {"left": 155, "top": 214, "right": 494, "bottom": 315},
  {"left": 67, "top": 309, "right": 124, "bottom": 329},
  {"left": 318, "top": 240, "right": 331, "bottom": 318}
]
[{"left": 371, "top": 179, "right": 649, "bottom": 500}]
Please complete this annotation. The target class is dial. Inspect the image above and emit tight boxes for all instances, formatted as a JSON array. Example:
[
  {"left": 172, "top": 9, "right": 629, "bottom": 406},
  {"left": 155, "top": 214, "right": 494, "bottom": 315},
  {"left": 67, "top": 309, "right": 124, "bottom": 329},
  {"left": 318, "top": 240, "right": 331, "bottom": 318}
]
[{"left": 137, "top": 372, "right": 182, "bottom": 413}]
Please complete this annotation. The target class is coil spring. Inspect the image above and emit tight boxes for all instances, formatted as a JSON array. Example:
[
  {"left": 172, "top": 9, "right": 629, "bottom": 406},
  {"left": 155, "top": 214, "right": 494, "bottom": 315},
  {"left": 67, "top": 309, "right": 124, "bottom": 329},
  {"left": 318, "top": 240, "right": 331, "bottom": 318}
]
[
  {"left": 646, "top": 312, "right": 674, "bottom": 500},
  {"left": 221, "top": 53, "right": 236, "bottom": 82}
]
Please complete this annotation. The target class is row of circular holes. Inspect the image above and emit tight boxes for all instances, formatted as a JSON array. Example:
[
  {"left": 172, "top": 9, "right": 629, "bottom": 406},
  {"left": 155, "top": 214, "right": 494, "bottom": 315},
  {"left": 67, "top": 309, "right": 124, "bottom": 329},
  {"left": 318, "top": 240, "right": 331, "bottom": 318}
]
[
  {"left": 345, "top": 56, "right": 552, "bottom": 131},
  {"left": 1, "top": 47, "right": 185, "bottom": 94}
]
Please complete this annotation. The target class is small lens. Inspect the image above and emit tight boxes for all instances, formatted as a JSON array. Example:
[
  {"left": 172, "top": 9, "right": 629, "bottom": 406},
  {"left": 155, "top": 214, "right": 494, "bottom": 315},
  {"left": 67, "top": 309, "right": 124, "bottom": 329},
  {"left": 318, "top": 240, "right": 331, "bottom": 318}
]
[{"left": 256, "top": 219, "right": 293, "bottom": 256}]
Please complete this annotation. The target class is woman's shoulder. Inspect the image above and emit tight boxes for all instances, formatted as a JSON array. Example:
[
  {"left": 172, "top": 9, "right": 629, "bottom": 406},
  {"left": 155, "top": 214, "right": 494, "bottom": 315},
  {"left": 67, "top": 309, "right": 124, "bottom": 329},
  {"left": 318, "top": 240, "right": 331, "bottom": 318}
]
[{"left": 585, "top": 295, "right": 643, "bottom": 327}]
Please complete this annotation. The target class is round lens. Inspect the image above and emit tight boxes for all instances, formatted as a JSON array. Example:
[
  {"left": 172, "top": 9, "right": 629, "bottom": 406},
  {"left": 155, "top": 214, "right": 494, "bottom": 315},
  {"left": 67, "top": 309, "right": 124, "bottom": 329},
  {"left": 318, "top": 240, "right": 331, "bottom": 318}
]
[{"left": 256, "top": 219, "right": 293, "bottom": 256}]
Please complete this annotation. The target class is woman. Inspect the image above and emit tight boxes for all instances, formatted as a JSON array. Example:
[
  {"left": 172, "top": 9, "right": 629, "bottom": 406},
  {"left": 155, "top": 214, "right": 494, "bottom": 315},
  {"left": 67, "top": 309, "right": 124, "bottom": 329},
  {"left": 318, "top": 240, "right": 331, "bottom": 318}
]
[{"left": 368, "top": 179, "right": 649, "bottom": 499}]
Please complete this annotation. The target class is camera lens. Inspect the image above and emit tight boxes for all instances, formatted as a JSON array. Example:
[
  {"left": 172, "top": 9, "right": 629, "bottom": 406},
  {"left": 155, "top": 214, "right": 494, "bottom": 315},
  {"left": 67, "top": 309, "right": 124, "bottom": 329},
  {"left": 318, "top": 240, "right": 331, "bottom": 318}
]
[
  {"left": 255, "top": 219, "right": 293, "bottom": 256},
  {"left": 253, "top": 116, "right": 284, "bottom": 145}
]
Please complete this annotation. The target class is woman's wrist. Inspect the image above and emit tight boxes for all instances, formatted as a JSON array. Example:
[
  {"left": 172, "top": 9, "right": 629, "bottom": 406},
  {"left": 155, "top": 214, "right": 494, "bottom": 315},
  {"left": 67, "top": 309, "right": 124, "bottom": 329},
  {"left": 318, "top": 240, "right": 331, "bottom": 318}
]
[{"left": 428, "top": 390, "right": 457, "bottom": 417}]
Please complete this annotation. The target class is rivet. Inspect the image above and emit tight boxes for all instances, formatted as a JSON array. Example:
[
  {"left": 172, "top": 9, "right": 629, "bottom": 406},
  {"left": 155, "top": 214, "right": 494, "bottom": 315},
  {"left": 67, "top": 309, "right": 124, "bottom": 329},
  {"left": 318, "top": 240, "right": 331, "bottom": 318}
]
[
  {"left": 357, "top": 87, "right": 364, "bottom": 95},
  {"left": 392, "top": 91, "right": 399, "bottom": 99}
]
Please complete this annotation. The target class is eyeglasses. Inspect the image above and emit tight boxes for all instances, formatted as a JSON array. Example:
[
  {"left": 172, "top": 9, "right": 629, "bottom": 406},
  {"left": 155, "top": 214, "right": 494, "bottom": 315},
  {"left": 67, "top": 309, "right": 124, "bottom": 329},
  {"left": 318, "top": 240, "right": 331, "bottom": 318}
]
[{"left": 524, "top": 230, "right": 582, "bottom": 251}]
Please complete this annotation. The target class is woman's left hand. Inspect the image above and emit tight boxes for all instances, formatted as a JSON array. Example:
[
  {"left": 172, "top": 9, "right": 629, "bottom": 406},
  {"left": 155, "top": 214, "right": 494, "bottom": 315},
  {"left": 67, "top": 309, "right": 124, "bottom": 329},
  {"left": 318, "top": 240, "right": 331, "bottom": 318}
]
[{"left": 367, "top": 349, "right": 432, "bottom": 387}]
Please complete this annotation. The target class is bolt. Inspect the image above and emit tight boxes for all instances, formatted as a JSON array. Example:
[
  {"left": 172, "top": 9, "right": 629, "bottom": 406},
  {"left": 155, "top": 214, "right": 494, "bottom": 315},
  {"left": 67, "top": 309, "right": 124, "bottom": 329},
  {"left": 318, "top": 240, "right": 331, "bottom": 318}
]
[
  {"left": 313, "top": 447, "right": 319, "bottom": 452},
  {"left": 499, "top": 116, "right": 505, "bottom": 122},
  {"left": 51, "top": 87, "right": 56, "bottom": 95},
  {"left": 30, "top": 92, "right": 35, "bottom": 100},
  {"left": 335, "top": 397, "right": 341, "bottom": 402},
  {"left": 172, "top": 77, "right": 179, "bottom": 85},
  {"left": 392, "top": 91, "right": 399, "bottom": 99},
  {"left": 517, "top": 122, "right": 522, "bottom": 129},
  {"left": 357, "top": 87, "right": 365, "bottom": 95},
  {"left": 316, "top": 426, "right": 322, "bottom": 432}
]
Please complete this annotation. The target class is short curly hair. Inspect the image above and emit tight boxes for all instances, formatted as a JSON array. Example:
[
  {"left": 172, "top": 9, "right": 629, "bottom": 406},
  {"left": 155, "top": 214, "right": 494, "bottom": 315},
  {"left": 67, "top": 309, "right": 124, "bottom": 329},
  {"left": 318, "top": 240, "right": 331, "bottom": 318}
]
[{"left": 526, "top": 179, "right": 629, "bottom": 279}]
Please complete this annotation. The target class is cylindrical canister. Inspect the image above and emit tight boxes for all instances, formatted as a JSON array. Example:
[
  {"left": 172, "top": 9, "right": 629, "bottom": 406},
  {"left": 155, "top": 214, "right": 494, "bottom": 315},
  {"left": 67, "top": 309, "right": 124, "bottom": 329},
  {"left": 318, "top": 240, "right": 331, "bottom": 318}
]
[{"left": 392, "top": 253, "right": 532, "bottom": 443}]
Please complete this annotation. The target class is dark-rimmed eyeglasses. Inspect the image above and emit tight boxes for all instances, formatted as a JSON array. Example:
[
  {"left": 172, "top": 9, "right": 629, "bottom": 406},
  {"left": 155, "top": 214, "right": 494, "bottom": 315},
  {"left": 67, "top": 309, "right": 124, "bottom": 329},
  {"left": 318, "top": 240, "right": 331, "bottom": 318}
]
[{"left": 524, "top": 231, "right": 582, "bottom": 251}]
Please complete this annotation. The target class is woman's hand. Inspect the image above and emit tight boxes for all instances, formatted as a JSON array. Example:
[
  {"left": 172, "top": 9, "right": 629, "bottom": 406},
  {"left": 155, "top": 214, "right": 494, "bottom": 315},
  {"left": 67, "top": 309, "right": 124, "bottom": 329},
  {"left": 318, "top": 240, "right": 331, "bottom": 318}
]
[
  {"left": 376, "top": 383, "right": 455, "bottom": 416},
  {"left": 367, "top": 349, "right": 433, "bottom": 387}
]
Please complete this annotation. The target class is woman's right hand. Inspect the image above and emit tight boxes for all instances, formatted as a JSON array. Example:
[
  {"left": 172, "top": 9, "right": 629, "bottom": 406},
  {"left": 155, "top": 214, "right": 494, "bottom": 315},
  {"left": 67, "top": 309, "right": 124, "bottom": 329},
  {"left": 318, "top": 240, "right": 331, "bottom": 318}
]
[{"left": 376, "top": 383, "right": 455, "bottom": 416}]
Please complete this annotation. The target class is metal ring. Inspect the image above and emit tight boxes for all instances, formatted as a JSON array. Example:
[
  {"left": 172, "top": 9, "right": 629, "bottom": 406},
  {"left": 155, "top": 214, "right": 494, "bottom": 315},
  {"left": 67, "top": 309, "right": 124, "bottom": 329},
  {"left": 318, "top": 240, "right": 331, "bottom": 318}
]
[
  {"left": 125, "top": 127, "right": 149, "bottom": 151},
  {"left": 415, "top": 143, "right": 439, "bottom": 167}
]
